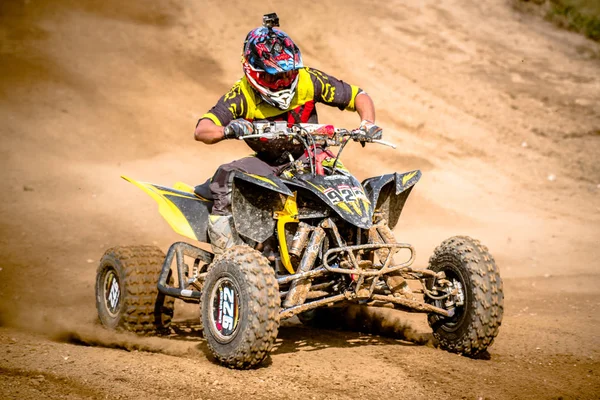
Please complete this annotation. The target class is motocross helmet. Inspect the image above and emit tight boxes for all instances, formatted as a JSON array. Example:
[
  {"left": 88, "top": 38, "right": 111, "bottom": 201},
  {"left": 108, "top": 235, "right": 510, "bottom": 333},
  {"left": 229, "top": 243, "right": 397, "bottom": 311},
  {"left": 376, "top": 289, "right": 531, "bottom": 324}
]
[{"left": 242, "top": 26, "right": 303, "bottom": 109}]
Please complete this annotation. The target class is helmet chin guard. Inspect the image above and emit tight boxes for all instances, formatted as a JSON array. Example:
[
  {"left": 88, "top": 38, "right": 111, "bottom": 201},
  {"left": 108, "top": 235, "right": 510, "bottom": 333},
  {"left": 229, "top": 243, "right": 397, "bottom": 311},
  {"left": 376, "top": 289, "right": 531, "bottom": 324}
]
[{"left": 248, "top": 72, "right": 299, "bottom": 109}]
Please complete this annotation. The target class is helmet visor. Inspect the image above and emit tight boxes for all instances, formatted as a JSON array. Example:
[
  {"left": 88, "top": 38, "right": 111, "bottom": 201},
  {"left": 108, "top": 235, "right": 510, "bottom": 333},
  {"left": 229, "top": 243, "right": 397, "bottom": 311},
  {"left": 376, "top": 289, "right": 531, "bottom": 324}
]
[{"left": 253, "top": 70, "right": 298, "bottom": 91}]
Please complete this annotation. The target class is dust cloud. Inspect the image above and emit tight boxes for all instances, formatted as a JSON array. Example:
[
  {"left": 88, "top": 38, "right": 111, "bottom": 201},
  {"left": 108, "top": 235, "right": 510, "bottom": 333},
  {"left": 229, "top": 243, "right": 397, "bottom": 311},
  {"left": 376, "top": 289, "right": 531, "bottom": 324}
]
[
  {"left": 317, "top": 305, "right": 433, "bottom": 346},
  {"left": 52, "top": 327, "right": 197, "bottom": 357},
  {"left": 0, "top": 305, "right": 197, "bottom": 357}
]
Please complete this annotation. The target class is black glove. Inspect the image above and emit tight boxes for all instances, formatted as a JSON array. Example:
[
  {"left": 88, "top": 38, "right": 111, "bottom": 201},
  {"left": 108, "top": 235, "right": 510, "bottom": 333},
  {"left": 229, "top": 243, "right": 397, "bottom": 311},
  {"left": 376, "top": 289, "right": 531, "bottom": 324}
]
[
  {"left": 223, "top": 119, "right": 254, "bottom": 139},
  {"left": 354, "top": 120, "right": 383, "bottom": 144}
]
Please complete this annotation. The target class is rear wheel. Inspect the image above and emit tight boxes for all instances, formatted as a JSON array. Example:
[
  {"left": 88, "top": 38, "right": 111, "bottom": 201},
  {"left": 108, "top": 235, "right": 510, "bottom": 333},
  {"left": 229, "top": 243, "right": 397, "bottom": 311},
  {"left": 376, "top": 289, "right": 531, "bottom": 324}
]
[
  {"left": 425, "top": 236, "right": 503, "bottom": 357},
  {"left": 95, "top": 245, "right": 174, "bottom": 334},
  {"left": 202, "top": 245, "right": 280, "bottom": 369}
]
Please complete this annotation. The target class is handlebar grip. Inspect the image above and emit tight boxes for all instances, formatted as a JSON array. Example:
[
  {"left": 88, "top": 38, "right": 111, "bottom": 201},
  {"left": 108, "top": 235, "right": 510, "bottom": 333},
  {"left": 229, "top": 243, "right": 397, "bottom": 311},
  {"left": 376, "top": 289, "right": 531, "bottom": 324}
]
[{"left": 223, "top": 125, "right": 233, "bottom": 139}]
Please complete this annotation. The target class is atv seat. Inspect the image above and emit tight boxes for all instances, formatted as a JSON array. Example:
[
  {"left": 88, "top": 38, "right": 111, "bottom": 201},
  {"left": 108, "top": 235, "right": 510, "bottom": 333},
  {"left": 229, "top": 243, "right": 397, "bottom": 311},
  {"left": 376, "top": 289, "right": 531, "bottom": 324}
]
[{"left": 194, "top": 178, "right": 214, "bottom": 201}]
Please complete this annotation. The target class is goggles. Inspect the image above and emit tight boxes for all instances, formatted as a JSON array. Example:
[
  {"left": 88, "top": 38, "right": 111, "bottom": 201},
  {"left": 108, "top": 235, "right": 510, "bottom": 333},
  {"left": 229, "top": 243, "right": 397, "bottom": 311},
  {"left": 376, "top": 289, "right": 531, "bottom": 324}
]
[{"left": 249, "top": 69, "right": 298, "bottom": 91}]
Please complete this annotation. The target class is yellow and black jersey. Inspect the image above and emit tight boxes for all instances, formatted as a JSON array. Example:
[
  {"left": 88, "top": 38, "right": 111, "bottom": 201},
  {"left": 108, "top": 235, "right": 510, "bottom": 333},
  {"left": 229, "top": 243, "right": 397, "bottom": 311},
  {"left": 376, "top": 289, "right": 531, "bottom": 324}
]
[{"left": 200, "top": 67, "right": 363, "bottom": 163}]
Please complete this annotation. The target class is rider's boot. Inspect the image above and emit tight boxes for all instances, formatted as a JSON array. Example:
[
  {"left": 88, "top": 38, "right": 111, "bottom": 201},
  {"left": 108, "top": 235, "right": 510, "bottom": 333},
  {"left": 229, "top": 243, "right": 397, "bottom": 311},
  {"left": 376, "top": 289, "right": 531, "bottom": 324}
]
[{"left": 207, "top": 215, "right": 244, "bottom": 254}]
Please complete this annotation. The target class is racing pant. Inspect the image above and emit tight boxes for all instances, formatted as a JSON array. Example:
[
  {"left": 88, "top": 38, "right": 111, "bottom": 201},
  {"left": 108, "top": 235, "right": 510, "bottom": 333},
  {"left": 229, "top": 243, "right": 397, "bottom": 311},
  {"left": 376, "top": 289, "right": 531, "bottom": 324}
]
[{"left": 209, "top": 156, "right": 287, "bottom": 216}]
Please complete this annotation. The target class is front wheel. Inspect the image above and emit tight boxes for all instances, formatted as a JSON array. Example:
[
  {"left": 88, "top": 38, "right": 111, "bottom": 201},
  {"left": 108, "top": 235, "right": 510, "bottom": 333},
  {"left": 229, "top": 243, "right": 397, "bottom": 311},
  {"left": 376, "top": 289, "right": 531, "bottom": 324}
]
[
  {"left": 202, "top": 246, "right": 280, "bottom": 369},
  {"left": 425, "top": 236, "right": 504, "bottom": 357}
]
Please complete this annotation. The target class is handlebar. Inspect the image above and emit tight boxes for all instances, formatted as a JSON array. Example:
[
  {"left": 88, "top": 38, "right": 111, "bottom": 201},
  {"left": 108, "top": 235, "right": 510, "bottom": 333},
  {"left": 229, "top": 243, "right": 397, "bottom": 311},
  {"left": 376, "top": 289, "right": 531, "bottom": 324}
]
[
  {"left": 236, "top": 122, "right": 397, "bottom": 149},
  {"left": 365, "top": 139, "right": 397, "bottom": 149}
]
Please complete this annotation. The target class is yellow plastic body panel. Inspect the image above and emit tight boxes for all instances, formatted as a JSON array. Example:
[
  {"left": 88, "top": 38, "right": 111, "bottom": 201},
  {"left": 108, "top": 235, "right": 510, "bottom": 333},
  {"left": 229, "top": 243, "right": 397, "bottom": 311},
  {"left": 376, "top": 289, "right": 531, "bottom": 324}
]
[
  {"left": 122, "top": 176, "right": 210, "bottom": 241},
  {"left": 274, "top": 193, "right": 299, "bottom": 274}
]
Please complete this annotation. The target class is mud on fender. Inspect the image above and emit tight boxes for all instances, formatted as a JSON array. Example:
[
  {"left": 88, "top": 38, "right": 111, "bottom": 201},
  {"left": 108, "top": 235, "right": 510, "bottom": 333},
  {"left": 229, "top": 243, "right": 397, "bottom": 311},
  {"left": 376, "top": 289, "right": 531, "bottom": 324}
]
[
  {"left": 231, "top": 172, "right": 292, "bottom": 243},
  {"left": 361, "top": 170, "right": 421, "bottom": 229}
]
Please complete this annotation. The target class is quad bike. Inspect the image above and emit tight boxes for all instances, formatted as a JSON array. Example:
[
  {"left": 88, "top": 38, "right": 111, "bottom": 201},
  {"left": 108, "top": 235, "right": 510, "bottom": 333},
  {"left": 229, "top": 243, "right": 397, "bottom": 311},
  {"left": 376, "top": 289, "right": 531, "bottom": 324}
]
[{"left": 95, "top": 121, "right": 504, "bottom": 369}]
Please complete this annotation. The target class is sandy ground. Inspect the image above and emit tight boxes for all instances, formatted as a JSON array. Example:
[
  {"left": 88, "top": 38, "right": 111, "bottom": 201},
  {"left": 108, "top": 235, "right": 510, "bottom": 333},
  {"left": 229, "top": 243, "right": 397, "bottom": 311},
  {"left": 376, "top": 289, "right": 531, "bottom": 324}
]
[{"left": 1, "top": 0, "right": 599, "bottom": 399}]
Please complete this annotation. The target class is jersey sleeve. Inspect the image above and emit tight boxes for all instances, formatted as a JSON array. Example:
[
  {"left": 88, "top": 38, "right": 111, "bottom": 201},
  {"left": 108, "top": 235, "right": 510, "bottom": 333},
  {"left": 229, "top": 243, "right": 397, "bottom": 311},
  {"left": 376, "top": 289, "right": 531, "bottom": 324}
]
[
  {"left": 199, "top": 80, "right": 248, "bottom": 127},
  {"left": 306, "top": 68, "right": 363, "bottom": 111}
]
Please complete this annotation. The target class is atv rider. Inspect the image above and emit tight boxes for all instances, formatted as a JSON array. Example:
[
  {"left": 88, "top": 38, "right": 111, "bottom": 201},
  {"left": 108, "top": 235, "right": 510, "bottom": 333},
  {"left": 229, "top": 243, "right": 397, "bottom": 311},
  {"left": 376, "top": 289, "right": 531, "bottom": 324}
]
[{"left": 194, "top": 17, "right": 382, "bottom": 254}]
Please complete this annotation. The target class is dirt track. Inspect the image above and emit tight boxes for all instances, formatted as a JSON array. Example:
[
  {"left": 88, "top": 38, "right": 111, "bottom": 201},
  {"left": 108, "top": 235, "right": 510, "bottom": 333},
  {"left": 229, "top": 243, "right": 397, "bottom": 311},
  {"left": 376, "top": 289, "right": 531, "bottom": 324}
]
[{"left": 1, "top": 0, "right": 599, "bottom": 399}]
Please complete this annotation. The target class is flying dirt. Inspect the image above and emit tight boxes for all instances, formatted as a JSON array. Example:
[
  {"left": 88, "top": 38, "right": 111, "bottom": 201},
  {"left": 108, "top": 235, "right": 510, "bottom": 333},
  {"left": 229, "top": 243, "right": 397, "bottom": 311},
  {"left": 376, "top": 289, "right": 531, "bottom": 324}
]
[{"left": 1, "top": 0, "right": 599, "bottom": 399}]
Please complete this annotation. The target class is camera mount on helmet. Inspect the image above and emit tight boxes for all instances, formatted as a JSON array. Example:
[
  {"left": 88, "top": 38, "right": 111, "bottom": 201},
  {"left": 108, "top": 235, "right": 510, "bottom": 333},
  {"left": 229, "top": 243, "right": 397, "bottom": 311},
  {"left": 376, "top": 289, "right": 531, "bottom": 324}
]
[{"left": 263, "top": 13, "right": 280, "bottom": 30}]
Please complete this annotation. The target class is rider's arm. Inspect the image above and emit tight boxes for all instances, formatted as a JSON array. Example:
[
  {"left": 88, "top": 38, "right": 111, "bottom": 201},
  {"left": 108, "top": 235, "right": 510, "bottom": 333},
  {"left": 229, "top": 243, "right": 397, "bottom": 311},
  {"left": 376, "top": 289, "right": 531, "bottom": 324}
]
[
  {"left": 306, "top": 67, "right": 375, "bottom": 123},
  {"left": 194, "top": 119, "right": 225, "bottom": 144},
  {"left": 194, "top": 80, "right": 247, "bottom": 144},
  {"left": 355, "top": 92, "right": 376, "bottom": 123}
]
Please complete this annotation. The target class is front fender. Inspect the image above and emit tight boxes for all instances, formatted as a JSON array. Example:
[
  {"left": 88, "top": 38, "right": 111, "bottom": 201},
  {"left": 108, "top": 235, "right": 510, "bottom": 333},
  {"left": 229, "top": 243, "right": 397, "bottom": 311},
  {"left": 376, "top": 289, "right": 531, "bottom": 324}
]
[
  {"left": 361, "top": 170, "right": 421, "bottom": 229},
  {"left": 231, "top": 172, "right": 290, "bottom": 243}
]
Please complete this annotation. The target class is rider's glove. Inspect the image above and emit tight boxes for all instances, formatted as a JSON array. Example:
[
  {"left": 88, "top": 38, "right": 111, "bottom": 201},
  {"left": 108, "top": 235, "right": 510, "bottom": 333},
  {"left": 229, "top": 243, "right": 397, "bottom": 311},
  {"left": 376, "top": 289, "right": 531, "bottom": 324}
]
[
  {"left": 223, "top": 119, "right": 254, "bottom": 139},
  {"left": 355, "top": 120, "right": 383, "bottom": 143}
]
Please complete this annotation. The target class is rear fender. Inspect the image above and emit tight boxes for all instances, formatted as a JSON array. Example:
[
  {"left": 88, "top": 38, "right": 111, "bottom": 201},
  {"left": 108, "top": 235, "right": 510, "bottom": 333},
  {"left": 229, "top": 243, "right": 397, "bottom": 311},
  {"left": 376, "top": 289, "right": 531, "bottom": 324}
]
[
  {"left": 122, "top": 176, "right": 212, "bottom": 242},
  {"left": 231, "top": 172, "right": 292, "bottom": 243},
  {"left": 361, "top": 170, "right": 421, "bottom": 229}
]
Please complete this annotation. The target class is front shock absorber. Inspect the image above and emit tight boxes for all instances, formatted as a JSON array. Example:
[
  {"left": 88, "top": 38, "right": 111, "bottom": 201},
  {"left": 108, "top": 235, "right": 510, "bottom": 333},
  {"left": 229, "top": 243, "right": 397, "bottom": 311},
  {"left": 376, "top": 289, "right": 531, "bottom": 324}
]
[
  {"left": 289, "top": 222, "right": 312, "bottom": 258},
  {"left": 283, "top": 226, "right": 326, "bottom": 308},
  {"left": 368, "top": 218, "right": 414, "bottom": 298}
]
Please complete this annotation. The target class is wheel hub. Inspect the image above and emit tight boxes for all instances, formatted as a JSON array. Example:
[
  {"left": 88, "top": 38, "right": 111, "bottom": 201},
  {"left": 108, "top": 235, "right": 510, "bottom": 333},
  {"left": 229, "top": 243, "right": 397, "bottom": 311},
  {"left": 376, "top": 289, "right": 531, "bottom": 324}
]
[
  {"left": 103, "top": 270, "right": 121, "bottom": 317},
  {"left": 209, "top": 277, "right": 241, "bottom": 343},
  {"left": 437, "top": 270, "right": 467, "bottom": 330},
  {"left": 445, "top": 279, "right": 465, "bottom": 308}
]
